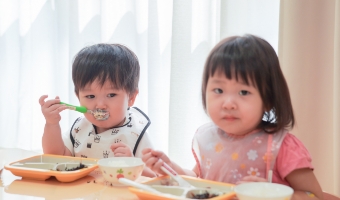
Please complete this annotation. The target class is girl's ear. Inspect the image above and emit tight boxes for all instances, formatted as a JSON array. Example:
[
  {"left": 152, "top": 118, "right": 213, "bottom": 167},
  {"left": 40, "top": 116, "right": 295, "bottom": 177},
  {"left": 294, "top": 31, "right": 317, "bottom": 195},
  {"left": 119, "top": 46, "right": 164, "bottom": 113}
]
[{"left": 128, "top": 90, "right": 139, "bottom": 107}]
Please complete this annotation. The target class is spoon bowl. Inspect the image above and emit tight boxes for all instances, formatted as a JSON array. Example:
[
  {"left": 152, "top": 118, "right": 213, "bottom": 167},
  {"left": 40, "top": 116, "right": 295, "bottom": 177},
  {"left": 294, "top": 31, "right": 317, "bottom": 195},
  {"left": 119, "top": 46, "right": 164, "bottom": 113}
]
[
  {"left": 160, "top": 162, "right": 194, "bottom": 188},
  {"left": 159, "top": 163, "right": 224, "bottom": 198}
]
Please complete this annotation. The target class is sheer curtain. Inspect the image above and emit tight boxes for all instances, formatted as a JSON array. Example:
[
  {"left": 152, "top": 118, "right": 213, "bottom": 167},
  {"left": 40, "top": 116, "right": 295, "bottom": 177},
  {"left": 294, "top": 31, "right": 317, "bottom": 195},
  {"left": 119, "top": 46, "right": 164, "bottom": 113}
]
[
  {"left": 0, "top": 0, "right": 280, "bottom": 166},
  {"left": 0, "top": 0, "right": 280, "bottom": 179}
]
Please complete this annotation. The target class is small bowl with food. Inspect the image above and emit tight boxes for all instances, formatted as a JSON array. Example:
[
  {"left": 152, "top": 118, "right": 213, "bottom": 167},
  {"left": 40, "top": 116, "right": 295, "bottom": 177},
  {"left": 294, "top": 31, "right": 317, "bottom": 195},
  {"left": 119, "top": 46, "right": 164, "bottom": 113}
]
[
  {"left": 97, "top": 157, "right": 145, "bottom": 186},
  {"left": 234, "top": 182, "right": 293, "bottom": 200}
]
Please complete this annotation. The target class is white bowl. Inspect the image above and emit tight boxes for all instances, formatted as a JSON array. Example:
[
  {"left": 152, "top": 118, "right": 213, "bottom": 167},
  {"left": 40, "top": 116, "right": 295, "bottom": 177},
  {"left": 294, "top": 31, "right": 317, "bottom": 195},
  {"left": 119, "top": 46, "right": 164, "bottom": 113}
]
[
  {"left": 97, "top": 157, "right": 145, "bottom": 186},
  {"left": 234, "top": 182, "right": 293, "bottom": 200}
]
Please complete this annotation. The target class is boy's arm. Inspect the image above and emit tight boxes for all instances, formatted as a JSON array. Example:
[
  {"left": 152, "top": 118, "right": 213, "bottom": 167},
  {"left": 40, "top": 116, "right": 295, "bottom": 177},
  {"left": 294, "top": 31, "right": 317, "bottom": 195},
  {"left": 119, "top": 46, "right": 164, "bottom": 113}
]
[
  {"left": 39, "top": 95, "right": 71, "bottom": 156},
  {"left": 42, "top": 123, "right": 72, "bottom": 156}
]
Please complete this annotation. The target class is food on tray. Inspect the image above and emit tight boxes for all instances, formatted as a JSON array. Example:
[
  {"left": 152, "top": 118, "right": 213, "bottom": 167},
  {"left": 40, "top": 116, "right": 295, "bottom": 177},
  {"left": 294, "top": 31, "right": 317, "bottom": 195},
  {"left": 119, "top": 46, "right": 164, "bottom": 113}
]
[
  {"left": 160, "top": 179, "right": 179, "bottom": 186},
  {"left": 187, "top": 190, "right": 220, "bottom": 199},
  {"left": 5, "top": 155, "right": 98, "bottom": 182},
  {"left": 62, "top": 163, "right": 87, "bottom": 171}
]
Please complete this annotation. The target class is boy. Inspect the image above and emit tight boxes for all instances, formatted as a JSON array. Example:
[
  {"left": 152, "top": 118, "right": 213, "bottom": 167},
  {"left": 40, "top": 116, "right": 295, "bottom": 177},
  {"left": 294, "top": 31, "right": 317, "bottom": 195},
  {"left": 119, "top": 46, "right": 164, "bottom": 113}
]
[{"left": 39, "top": 43, "right": 155, "bottom": 177}]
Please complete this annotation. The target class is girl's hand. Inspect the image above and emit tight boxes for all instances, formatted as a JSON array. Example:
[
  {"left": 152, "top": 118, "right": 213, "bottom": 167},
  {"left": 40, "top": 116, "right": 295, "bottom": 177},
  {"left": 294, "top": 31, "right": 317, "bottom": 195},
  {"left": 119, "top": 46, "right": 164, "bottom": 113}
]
[
  {"left": 142, "top": 148, "right": 172, "bottom": 176},
  {"left": 110, "top": 142, "right": 133, "bottom": 157},
  {"left": 236, "top": 175, "right": 268, "bottom": 184},
  {"left": 39, "top": 95, "right": 67, "bottom": 125}
]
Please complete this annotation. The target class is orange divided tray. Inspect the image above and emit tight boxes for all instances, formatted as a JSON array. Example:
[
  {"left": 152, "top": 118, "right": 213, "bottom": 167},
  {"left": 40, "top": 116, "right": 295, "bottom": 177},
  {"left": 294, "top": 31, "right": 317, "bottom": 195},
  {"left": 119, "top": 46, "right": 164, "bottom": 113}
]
[
  {"left": 4, "top": 154, "right": 98, "bottom": 182},
  {"left": 128, "top": 175, "right": 236, "bottom": 200}
]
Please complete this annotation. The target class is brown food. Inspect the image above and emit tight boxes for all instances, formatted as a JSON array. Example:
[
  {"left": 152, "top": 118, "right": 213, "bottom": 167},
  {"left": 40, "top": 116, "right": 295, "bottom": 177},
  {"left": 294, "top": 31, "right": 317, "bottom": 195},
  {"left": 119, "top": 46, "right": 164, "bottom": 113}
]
[
  {"left": 188, "top": 191, "right": 219, "bottom": 199},
  {"left": 65, "top": 163, "right": 87, "bottom": 171}
]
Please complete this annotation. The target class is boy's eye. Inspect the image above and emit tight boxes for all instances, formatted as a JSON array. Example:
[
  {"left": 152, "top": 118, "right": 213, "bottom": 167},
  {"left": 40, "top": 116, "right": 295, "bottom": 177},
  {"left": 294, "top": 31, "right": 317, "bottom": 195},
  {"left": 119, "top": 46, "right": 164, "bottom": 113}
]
[
  {"left": 107, "top": 93, "right": 116, "bottom": 97},
  {"left": 213, "top": 88, "right": 223, "bottom": 94},
  {"left": 239, "top": 90, "right": 250, "bottom": 96},
  {"left": 86, "top": 95, "right": 95, "bottom": 99}
]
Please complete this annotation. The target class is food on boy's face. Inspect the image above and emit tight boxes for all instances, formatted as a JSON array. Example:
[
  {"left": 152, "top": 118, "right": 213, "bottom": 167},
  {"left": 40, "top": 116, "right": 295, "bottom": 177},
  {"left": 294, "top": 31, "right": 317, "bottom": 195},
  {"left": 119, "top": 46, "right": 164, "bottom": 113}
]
[{"left": 91, "top": 109, "right": 110, "bottom": 120}]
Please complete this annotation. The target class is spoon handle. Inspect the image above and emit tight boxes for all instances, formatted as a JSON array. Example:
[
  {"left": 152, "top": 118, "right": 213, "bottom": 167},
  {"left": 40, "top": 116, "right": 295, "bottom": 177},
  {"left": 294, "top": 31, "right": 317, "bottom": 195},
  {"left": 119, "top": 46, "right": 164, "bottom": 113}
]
[
  {"left": 267, "top": 170, "right": 273, "bottom": 183},
  {"left": 60, "top": 102, "right": 89, "bottom": 113},
  {"left": 118, "top": 178, "right": 162, "bottom": 194},
  {"left": 160, "top": 163, "right": 193, "bottom": 188}
]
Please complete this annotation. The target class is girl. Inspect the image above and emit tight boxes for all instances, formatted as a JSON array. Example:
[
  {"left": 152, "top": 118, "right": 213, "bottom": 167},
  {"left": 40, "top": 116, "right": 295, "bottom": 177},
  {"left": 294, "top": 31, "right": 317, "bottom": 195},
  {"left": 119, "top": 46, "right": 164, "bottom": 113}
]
[{"left": 142, "top": 35, "right": 324, "bottom": 199}]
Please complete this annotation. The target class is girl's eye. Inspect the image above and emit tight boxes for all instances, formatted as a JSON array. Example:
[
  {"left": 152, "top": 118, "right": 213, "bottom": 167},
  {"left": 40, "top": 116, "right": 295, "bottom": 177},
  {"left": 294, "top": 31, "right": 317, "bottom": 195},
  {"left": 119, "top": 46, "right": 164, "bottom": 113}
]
[
  {"left": 213, "top": 88, "right": 223, "bottom": 94},
  {"left": 108, "top": 93, "right": 116, "bottom": 97},
  {"left": 86, "top": 95, "right": 95, "bottom": 99},
  {"left": 239, "top": 90, "right": 250, "bottom": 96}
]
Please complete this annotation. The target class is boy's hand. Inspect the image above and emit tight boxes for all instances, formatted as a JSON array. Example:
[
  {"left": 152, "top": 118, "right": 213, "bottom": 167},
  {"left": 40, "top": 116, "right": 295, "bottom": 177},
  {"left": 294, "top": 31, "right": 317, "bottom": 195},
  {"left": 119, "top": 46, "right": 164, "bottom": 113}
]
[
  {"left": 142, "top": 148, "right": 172, "bottom": 176},
  {"left": 39, "top": 95, "right": 67, "bottom": 125},
  {"left": 236, "top": 175, "right": 268, "bottom": 184},
  {"left": 110, "top": 142, "right": 133, "bottom": 157}
]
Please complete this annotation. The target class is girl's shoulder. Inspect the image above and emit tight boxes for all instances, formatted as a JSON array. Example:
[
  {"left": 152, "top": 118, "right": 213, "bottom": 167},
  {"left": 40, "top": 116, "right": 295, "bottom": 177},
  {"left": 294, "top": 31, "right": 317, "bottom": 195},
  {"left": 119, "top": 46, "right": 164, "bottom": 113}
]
[
  {"left": 281, "top": 133, "right": 311, "bottom": 155},
  {"left": 195, "top": 122, "right": 218, "bottom": 134},
  {"left": 276, "top": 133, "right": 313, "bottom": 179}
]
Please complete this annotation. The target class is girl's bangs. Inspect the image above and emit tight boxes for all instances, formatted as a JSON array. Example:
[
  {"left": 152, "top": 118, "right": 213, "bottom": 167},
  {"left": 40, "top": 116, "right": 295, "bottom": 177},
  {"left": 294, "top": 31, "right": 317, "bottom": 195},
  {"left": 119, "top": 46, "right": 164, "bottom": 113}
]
[{"left": 209, "top": 58, "right": 257, "bottom": 87}]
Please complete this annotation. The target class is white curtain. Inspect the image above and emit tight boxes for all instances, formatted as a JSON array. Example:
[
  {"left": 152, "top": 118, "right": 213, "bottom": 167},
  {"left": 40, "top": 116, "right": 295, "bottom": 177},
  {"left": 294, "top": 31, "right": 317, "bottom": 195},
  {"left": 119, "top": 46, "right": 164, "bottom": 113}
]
[{"left": 0, "top": 0, "right": 279, "bottom": 175}]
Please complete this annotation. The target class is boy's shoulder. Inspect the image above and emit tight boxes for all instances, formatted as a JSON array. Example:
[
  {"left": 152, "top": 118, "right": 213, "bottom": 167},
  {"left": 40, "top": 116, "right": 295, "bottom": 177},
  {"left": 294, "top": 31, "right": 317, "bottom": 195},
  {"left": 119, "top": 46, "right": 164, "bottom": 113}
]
[
  {"left": 128, "top": 107, "right": 151, "bottom": 126},
  {"left": 129, "top": 107, "right": 149, "bottom": 119}
]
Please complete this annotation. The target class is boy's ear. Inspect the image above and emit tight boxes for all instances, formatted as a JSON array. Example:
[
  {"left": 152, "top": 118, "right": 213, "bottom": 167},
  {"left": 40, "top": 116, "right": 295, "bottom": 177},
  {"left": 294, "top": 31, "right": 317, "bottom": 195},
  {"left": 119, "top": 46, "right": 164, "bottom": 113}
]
[{"left": 128, "top": 90, "right": 139, "bottom": 107}]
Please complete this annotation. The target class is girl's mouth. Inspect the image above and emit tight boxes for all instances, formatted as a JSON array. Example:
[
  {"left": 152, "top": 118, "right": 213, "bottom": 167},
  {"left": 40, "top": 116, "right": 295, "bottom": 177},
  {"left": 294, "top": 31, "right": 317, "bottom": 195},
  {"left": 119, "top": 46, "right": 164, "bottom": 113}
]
[{"left": 223, "top": 116, "right": 237, "bottom": 121}]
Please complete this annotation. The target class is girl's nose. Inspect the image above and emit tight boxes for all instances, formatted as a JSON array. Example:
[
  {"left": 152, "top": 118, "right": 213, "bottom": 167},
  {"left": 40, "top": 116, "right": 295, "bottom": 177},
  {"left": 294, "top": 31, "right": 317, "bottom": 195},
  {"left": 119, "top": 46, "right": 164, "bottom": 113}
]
[{"left": 222, "top": 96, "right": 237, "bottom": 110}]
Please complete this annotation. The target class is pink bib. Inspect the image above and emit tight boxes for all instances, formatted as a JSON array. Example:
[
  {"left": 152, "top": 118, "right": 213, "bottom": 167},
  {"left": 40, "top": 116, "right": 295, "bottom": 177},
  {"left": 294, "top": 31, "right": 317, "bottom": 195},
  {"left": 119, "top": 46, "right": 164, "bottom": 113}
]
[{"left": 192, "top": 123, "right": 287, "bottom": 184}]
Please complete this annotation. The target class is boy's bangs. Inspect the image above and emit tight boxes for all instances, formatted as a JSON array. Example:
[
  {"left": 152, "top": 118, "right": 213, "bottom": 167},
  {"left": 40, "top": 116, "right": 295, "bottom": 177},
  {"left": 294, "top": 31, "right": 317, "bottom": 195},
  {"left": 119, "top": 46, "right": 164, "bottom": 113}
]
[
  {"left": 97, "top": 70, "right": 123, "bottom": 90},
  {"left": 76, "top": 65, "right": 123, "bottom": 91}
]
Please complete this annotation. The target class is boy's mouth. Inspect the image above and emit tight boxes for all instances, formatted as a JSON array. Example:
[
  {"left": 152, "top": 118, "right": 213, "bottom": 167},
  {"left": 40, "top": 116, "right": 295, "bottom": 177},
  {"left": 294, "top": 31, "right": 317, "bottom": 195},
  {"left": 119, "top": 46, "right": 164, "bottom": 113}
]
[{"left": 91, "top": 109, "right": 110, "bottom": 120}]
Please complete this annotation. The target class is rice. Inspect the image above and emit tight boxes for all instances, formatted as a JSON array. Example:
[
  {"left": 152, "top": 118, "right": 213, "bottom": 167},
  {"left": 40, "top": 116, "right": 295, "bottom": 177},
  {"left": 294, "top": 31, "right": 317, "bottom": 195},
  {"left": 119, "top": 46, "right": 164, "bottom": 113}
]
[{"left": 108, "top": 160, "right": 129, "bottom": 167}]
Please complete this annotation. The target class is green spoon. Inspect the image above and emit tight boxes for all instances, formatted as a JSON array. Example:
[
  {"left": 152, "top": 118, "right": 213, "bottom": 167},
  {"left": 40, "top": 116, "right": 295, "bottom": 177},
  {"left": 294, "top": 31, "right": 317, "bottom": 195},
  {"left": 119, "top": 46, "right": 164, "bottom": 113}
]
[
  {"left": 60, "top": 102, "right": 110, "bottom": 120},
  {"left": 59, "top": 102, "right": 91, "bottom": 113}
]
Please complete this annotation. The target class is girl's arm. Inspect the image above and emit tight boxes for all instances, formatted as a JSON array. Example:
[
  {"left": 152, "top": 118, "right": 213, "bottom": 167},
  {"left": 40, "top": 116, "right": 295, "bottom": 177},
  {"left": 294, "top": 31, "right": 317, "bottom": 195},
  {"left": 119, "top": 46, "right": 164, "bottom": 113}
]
[
  {"left": 169, "top": 161, "right": 197, "bottom": 177},
  {"left": 142, "top": 148, "right": 197, "bottom": 177},
  {"left": 286, "top": 168, "right": 323, "bottom": 200}
]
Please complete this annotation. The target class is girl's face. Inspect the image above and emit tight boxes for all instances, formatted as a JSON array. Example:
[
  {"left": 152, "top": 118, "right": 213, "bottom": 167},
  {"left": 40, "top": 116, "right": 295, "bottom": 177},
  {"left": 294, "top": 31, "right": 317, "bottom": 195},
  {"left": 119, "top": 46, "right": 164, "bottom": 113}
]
[
  {"left": 77, "top": 79, "right": 137, "bottom": 133},
  {"left": 206, "top": 72, "right": 264, "bottom": 136}
]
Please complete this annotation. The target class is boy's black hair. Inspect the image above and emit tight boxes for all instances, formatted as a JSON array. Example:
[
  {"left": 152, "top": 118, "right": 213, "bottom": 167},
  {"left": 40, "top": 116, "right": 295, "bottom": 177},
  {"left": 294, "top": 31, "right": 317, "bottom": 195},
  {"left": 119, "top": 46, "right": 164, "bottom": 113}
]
[
  {"left": 201, "top": 34, "right": 295, "bottom": 133},
  {"left": 72, "top": 43, "right": 139, "bottom": 96}
]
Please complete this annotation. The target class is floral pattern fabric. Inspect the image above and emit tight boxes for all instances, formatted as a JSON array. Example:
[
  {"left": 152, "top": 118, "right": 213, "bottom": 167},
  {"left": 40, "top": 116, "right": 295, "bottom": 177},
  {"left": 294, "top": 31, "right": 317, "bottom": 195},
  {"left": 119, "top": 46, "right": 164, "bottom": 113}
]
[{"left": 192, "top": 123, "right": 287, "bottom": 184}]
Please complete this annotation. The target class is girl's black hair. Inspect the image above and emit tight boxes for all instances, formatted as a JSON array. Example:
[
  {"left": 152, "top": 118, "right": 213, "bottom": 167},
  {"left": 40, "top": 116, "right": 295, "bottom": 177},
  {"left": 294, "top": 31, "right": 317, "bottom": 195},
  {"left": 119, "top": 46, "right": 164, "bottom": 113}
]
[
  {"left": 72, "top": 43, "right": 139, "bottom": 96},
  {"left": 201, "top": 34, "right": 295, "bottom": 133}
]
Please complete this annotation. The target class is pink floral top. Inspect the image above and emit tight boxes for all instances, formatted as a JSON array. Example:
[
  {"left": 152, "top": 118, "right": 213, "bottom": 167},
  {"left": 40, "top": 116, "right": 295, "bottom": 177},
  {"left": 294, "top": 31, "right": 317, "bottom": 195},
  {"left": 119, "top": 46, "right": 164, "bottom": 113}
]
[{"left": 192, "top": 123, "right": 313, "bottom": 186}]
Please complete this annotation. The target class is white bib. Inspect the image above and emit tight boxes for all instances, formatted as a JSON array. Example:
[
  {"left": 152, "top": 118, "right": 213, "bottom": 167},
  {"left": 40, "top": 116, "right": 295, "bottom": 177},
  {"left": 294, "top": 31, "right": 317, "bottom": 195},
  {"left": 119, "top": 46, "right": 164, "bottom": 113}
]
[{"left": 65, "top": 107, "right": 150, "bottom": 159}]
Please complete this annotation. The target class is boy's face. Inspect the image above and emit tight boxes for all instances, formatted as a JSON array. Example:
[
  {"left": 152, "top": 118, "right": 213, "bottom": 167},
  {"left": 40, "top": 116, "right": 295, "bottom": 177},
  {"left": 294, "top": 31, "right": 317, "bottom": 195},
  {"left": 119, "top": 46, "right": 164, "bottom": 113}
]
[
  {"left": 205, "top": 72, "right": 264, "bottom": 136},
  {"left": 77, "top": 79, "right": 137, "bottom": 133}
]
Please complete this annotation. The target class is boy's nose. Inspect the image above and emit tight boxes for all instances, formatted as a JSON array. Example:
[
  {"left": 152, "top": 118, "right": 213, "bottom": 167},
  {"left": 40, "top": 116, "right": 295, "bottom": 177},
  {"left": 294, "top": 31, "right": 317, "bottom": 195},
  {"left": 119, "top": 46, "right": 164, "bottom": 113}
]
[{"left": 95, "top": 98, "right": 107, "bottom": 109}]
